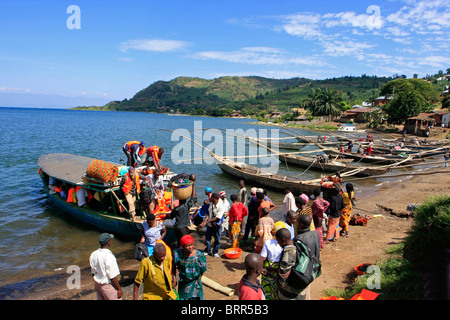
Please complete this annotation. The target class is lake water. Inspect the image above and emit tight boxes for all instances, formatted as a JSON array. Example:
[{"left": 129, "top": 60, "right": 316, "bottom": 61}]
[{"left": 0, "top": 107, "right": 398, "bottom": 297}]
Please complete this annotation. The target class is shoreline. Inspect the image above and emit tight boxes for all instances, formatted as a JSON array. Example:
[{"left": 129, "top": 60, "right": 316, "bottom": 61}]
[{"left": 5, "top": 160, "right": 449, "bottom": 300}]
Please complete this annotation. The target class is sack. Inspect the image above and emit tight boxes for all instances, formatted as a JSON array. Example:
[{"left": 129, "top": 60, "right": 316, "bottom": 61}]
[
  {"left": 134, "top": 243, "right": 149, "bottom": 261},
  {"left": 86, "top": 159, "right": 119, "bottom": 183},
  {"left": 288, "top": 238, "right": 322, "bottom": 290}
]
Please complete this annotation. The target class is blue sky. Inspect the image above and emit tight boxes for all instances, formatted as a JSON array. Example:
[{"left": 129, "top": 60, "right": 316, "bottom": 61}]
[{"left": 0, "top": 0, "right": 449, "bottom": 106}]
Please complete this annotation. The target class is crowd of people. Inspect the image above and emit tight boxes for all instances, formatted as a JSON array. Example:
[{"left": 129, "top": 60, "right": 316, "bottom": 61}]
[{"left": 89, "top": 160, "right": 357, "bottom": 300}]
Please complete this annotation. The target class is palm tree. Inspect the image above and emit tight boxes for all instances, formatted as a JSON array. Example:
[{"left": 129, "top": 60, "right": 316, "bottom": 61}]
[
  {"left": 315, "top": 87, "right": 343, "bottom": 119},
  {"left": 301, "top": 87, "right": 322, "bottom": 115}
]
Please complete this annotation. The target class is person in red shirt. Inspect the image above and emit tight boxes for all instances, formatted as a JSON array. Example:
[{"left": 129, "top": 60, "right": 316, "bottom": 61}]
[
  {"left": 228, "top": 194, "right": 248, "bottom": 248},
  {"left": 238, "top": 253, "right": 265, "bottom": 300}
]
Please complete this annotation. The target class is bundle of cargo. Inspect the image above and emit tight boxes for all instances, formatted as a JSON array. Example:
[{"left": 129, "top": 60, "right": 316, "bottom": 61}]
[{"left": 84, "top": 159, "right": 120, "bottom": 187}]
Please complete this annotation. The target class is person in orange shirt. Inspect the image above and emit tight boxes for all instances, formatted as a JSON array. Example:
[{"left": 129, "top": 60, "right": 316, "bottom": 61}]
[
  {"left": 123, "top": 141, "right": 146, "bottom": 167},
  {"left": 140, "top": 145, "right": 164, "bottom": 169},
  {"left": 120, "top": 167, "right": 141, "bottom": 222}
]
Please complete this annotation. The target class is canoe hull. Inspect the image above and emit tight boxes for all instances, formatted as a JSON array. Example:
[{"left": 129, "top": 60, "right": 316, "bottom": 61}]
[
  {"left": 214, "top": 156, "right": 319, "bottom": 195},
  {"left": 41, "top": 178, "right": 142, "bottom": 240},
  {"left": 278, "top": 154, "right": 389, "bottom": 177}
]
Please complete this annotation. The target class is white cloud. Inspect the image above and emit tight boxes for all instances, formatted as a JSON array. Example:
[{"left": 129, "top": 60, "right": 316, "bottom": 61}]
[
  {"left": 0, "top": 87, "right": 31, "bottom": 92},
  {"left": 119, "top": 39, "right": 191, "bottom": 53},
  {"left": 386, "top": 0, "right": 450, "bottom": 33},
  {"left": 191, "top": 46, "right": 326, "bottom": 66}
]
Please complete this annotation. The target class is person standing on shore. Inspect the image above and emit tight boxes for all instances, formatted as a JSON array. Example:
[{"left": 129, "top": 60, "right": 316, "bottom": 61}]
[
  {"left": 340, "top": 183, "right": 356, "bottom": 238},
  {"left": 89, "top": 233, "right": 123, "bottom": 300},
  {"left": 173, "top": 235, "right": 207, "bottom": 300},
  {"left": 200, "top": 193, "right": 226, "bottom": 257},
  {"left": 325, "top": 187, "right": 345, "bottom": 243},
  {"left": 228, "top": 194, "right": 248, "bottom": 248},
  {"left": 282, "top": 186, "right": 297, "bottom": 217},
  {"left": 169, "top": 185, "right": 197, "bottom": 248},
  {"left": 311, "top": 188, "right": 330, "bottom": 249},
  {"left": 133, "top": 243, "right": 177, "bottom": 300},
  {"left": 238, "top": 253, "right": 265, "bottom": 300},
  {"left": 238, "top": 180, "right": 248, "bottom": 207},
  {"left": 242, "top": 188, "right": 259, "bottom": 242},
  {"left": 444, "top": 148, "right": 449, "bottom": 168}
]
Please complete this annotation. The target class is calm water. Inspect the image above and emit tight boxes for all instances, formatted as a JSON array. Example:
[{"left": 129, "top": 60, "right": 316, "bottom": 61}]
[{"left": 0, "top": 107, "right": 403, "bottom": 296}]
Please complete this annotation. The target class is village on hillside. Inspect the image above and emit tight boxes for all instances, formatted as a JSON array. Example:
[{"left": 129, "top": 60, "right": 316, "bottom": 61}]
[{"left": 235, "top": 74, "right": 450, "bottom": 140}]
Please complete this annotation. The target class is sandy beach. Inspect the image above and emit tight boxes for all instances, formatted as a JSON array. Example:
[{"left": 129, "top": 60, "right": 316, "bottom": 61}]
[{"left": 14, "top": 152, "right": 449, "bottom": 301}]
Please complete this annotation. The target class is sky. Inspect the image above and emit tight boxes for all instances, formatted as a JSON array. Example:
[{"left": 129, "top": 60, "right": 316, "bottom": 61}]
[{"left": 0, "top": 0, "right": 449, "bottom": 107}]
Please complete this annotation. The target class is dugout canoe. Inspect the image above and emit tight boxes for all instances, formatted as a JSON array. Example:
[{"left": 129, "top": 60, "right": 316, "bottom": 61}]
[
  {"left": 320, "top": 148, "right": 422, "bottom": 165},
  {"left": 277, "top": 153, "right": 391, "bottom": 177},
  {"left": 211, "top": 152, "right": 321, "bottom": 195},
  {"left": 37, "top": 153, "right": 179, "bottom": 242}
]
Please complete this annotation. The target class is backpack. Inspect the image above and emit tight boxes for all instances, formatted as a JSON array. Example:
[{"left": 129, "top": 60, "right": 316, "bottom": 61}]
[
  {"left": 288, "top": 237, "right": 322, "bottom": 290},
  {"left": 134, "top": 243, "right": 149, "bottom": 261}
]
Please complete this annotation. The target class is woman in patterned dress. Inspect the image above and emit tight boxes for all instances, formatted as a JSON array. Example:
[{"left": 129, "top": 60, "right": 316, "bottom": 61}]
[
  {"left": 339, "top": 183, "right": 356, "bottom": 238},
  {"left": 173, "top": 235, "right": 207, "bottom": 300}
]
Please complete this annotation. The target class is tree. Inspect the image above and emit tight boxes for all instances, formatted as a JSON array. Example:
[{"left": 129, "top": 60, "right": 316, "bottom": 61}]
[
  {"left": 301, "top": 87, "right": 343, "bottom": 117},
  {"left": 314, "top": 87, "right": 343, "bottom": 117},
  {"left": 383, "top": 89, "right": 425, "bottom": 124},
  {"left": 380, "top": 78, "right": 440, "bottom": 103}
]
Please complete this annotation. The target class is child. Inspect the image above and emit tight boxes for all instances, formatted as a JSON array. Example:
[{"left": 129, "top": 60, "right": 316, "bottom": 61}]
[
  {"left": 273, "top": 228, "right": 305, "bottom": 300},
  {"left": 285, "top": 210, "right": 298, "bottom": 239},
  {"left": 140, "top": 213, "right": 166, "bottom": 256},
  {"left": 260, "top": 221, "right": 285, "bottom": 300},
  {"left": 238, "top": 253, "right": 265, "bottom": 300},
  {"left": 228, "top": 194, "right": 248, "bottom": 248},
  {"left": 255, "top": 207, "right": 274, "bottom": 254}
]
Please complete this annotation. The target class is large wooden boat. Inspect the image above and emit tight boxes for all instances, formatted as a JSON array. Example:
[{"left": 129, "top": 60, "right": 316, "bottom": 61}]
[
  {"left": 321, "top": 148, "right": 422, "bottom": 165},
  {"left": 277, "top": 153, "right": 391, "bottom": 177},
  {"left": 211, "top": 152, "right": 321, "bottom": 195},
  {"left": 37, "top": 153, "right": 179, "bottom": 241}
]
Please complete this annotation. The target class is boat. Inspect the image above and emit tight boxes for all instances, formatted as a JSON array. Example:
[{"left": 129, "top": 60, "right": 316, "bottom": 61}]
[
  {"left": 37, "top": 153, "right": 180, "bottom": 241},
  {"left": 211, "top": 152, "right": 322, "bottom": 195},
  {"left": 277, "top": 153, "right": 391, "bottom": 177},
  {"left": 338, "top": 123, "right": 366, "bottom": 133},
  {"left": 321, "top": 148, "right": 421, "bottom": 165}
]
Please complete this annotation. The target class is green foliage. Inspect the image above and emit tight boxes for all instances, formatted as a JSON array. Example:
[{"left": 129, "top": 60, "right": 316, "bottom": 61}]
[
  {"left": 384, "top": 89, "right": 425, "bottom": 124},
  {"left": 380, "top": 78, "right": 440, "bottom": 103},
  {"left": 403, "top": 195, "right": 450, "bottom": 272}
]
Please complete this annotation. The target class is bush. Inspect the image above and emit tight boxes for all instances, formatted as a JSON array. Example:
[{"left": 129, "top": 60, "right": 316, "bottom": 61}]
[{"left": 402, "top": 195, "right": 450, "bottom": 272}]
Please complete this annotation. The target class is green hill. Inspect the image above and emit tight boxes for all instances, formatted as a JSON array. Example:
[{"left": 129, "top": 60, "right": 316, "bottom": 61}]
[{"left": 72, "top": 74, "right": 392, "bottom": 115}]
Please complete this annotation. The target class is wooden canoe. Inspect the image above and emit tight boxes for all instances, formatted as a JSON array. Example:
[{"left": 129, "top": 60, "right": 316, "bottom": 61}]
[
  {"left": 321, "top": 148, "right": 422, "bottom": 165},
  {"left": 211, "top": 152, "right": 321, "bottom": 195},
  {"left": 277, "top": 153, "right": 391, "bottom": 177}
]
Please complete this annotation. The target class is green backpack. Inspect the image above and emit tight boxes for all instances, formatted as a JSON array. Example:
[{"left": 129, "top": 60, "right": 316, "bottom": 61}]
[{"left": 288, "top": 238, "right": 322, "bottom": 290}]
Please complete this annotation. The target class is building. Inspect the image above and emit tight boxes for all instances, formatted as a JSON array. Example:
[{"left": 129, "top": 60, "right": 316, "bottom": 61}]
[{"left": 403, "top": 110, "right": 450, "bottom": 135}]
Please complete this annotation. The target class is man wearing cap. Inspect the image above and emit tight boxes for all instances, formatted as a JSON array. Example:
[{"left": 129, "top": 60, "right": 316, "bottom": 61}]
[
  {"left": 89, "top": 233, "right": 122, "bottom": 300},
  {"left": 123, "top": 140, "right": 146, "bottom": 167}
]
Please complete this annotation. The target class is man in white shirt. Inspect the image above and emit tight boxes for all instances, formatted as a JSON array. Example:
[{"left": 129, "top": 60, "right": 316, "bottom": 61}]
[
  {"left": 89, "top": 233, "right": 123, "bottom": 300},
  {"left": 282, "top": 186, "right": 297, "bottom": 217},
  {"left": 200, "top": 193, "right": 226, "bottom": 257}
]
